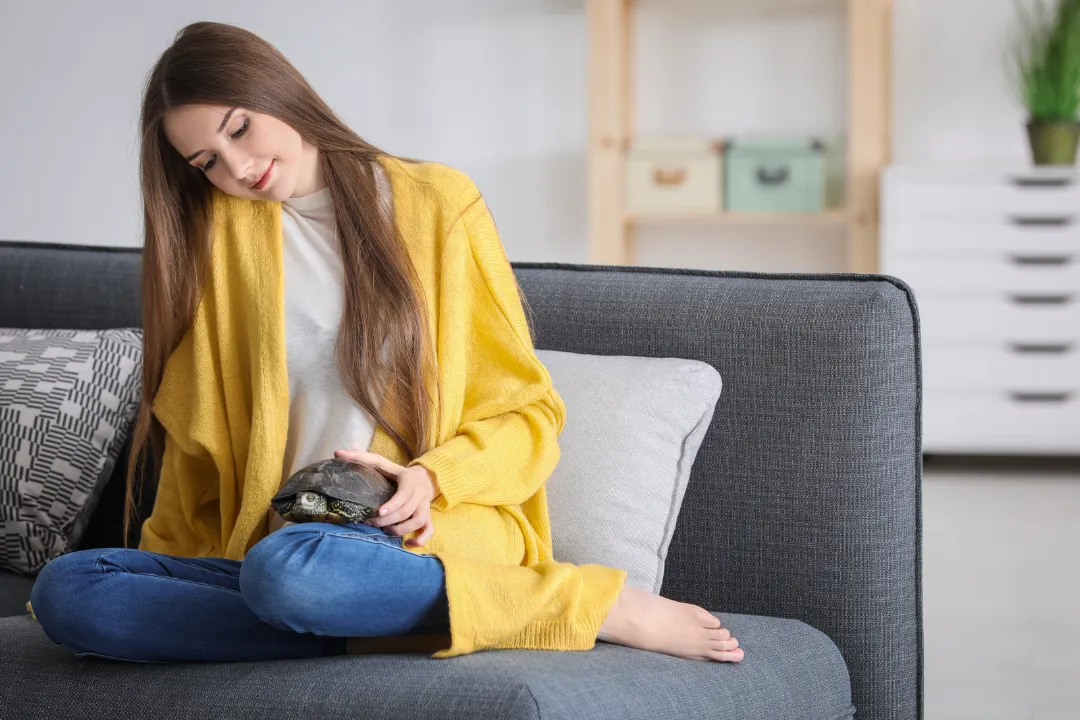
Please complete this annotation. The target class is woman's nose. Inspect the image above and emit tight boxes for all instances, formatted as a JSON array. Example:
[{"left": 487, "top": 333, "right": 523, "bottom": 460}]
[{"left": 221, "top": 151, "right": 252, "bottom": 184}]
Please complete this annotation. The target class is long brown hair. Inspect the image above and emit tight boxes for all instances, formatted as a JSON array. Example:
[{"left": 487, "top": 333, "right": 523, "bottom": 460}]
[{"left": 124, "top": 21, "right": 435, "bottom": 547}]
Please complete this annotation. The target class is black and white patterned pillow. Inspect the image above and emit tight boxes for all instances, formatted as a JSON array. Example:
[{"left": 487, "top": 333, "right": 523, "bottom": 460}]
[{"left": 0, "top": 328, "right": 142, "bottom": 574}]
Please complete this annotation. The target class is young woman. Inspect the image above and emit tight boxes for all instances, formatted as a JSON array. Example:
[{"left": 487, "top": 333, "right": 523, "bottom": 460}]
[{"left": 28, "top": 21, "right": 743, "bottom": 665}]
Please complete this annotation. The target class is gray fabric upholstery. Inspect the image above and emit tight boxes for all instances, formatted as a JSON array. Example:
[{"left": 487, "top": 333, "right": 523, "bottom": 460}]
[
  {"left": 0, "top": 612, "right": 853, "bottom": 720},
  {"left": 0, "top": 241, "right": 923, "bottom": 720},
  {"left": 0, "top": 242, "right": 142, "bottom": 330},
  {"left": 0, "top": 572, "right": 34, "bottom": 617}
]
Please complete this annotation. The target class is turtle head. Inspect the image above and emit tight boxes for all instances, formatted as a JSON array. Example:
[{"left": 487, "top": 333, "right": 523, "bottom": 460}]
[
  {"left": 296, "top": 491, "right": 325, "bottom": 510},
  {"left": 284, "top": 491, "right": 329, "bottom": 520}
]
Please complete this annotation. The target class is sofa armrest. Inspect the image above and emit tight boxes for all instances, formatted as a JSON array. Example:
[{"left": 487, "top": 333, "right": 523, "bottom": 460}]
[{"left": 514, "top": 263, "right": 922, "bottom": 720}]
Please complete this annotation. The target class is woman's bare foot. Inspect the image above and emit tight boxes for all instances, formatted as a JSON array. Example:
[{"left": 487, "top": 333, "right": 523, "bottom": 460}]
[{"left": 597, "top": 586, "right": 745, "bottom": 662}]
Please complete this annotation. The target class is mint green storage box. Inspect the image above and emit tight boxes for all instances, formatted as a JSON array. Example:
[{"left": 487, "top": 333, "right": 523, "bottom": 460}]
[{"left": 724, "top": 137, "right": 826, "bottom": 213}]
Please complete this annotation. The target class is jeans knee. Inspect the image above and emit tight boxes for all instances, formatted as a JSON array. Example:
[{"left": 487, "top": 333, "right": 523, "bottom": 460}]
[
  {"left": 29, "top": 550, "right": 102, "bottom": 649},
  {"left": 239, "top": 523, "right": 448, "bottom": 637},
  {"left": 239, "top": 529, "right": 321, "bottom": 631}
]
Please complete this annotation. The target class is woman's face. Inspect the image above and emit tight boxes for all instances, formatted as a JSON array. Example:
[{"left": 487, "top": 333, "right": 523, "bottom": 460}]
[{"left": 162, "top": 104, "right": 319, "bottom": 201}]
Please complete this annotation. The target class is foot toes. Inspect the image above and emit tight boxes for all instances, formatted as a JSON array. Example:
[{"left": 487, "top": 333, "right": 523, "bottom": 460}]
[
  {"left": 694, "top": 608, "right": 722, "bottom": 628},
  {"left": 707, "top": 647, "right": 745, "bottom": 663},
  {"left": 705, "top": 627, "right": 732, "bottom": 642},
  {"left": 710, "top": 638, "right": 739, "bottom": 651}
]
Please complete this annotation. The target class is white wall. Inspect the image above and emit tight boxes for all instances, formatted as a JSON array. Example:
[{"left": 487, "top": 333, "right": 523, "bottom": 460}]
[
  {"left": 0, "top": 0, "right": 587, "bottom": 261},
  {"left": 0, "top": 0, "right": 1042, "bottom": 269},
  {"left": 895, "top": 0, "right": 1035, "bottom": 165}
]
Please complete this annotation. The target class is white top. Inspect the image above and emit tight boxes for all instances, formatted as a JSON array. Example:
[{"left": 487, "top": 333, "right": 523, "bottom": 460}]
[{"left": 267, "top": 166, "right": 392, "bottom": 533}]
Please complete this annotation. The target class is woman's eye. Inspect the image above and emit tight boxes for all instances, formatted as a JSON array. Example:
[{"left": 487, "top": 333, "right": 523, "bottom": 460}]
[{"left": 197, "top": 119, "right": 246, "bottom": 172}]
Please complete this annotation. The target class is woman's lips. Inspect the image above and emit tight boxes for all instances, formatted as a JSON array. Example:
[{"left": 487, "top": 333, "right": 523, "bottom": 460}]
[{"left": 252, "top": 160, "right": 275, "bottom": 190}]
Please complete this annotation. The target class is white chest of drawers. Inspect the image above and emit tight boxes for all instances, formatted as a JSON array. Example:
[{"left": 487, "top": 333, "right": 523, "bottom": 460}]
[{"left": 882, "top": 166, "right": 1080, "bottom": 455}]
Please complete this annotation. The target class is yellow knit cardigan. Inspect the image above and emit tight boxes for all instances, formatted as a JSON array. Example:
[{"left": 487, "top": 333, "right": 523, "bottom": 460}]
[{"left": 136, "top": 156, "right": 626, "bottom": 658}]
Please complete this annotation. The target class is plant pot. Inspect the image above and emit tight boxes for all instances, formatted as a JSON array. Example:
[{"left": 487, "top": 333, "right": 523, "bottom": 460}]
[{"left": 1026, "top": 120, "right": 1080, "bottom": 165}]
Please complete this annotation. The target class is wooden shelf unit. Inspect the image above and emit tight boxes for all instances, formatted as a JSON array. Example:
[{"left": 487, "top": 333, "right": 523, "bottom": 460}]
[
  {"left": 629, "top": 210, "right": 850, "bottom": 227},
  {"left": 586, "top": 0, "right": 893, "bottom": 272}
]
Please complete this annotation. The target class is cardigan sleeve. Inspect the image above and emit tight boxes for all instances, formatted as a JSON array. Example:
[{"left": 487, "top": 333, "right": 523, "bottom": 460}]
[
  {"left": 138, "top": 332, "right": 226, "bottom": 559},
  {"left": 407, "top": 191, "right": 566, "bottom": 511},
  {"left": 137, "top": 431, "right": 221, "bottom": 558}
]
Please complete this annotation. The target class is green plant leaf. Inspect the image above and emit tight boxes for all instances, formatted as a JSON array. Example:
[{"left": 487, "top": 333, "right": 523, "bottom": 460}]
[{"left": 1010, "top": 0, "right": 1080, "bottom": 121}]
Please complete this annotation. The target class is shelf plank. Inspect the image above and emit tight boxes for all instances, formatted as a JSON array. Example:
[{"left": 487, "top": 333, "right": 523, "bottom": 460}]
[
  {"left": 846, "top": 0, "right": 892, "bottom": 272},
  {"left": 587, "top": 0, "right": 635, "bottom": 265},
  {"left": 627, "top": 210, "right": 850, "bottom": 227}
]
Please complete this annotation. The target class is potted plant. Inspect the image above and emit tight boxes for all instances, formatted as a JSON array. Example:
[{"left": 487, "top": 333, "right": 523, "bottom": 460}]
[{"left": 1012, "top": 0, "right": 1080, "bottom": 164}]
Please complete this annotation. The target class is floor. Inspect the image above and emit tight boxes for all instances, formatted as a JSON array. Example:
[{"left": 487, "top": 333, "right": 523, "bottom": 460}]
[{"left": 922, "top": 458, "right": 1080, "bottom": 720}]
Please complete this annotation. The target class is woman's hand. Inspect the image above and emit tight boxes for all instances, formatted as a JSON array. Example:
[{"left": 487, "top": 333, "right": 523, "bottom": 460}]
[{"left": 333, "top": 448, "right": 439, "bottom": 548}]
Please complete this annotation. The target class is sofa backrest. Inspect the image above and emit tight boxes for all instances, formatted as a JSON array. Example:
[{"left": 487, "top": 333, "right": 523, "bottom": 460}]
[{"left": 0, "top": 241, "right": 142, "bottom": 330}]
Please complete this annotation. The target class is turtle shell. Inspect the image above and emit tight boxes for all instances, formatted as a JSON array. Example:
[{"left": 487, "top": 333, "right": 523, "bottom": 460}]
[{"left": 270, "top": 458, "right": 395, "bottom": 524}]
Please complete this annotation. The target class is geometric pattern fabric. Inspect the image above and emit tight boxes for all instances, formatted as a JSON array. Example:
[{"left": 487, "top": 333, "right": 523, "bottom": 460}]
[{"left": 0, "top": 328, "right": 141, "bottom": 574}]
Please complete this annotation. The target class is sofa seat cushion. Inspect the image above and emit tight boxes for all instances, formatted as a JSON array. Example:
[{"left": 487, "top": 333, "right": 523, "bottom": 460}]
[
  {"left": 0, "top": 571, "right": 34, "bottom": 618},
  {"left": 0, "top": 612, "right": 853, "bottom": 719}
]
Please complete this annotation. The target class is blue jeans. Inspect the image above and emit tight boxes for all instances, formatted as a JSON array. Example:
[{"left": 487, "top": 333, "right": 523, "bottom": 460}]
[{"left": 28, "top": 520, "right": 450, "bottom": 663}]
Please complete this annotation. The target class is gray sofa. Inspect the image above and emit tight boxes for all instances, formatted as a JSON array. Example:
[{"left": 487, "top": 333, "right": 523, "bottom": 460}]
[{"left": 0, "top": 239, "right": 923, "bottom": 720}]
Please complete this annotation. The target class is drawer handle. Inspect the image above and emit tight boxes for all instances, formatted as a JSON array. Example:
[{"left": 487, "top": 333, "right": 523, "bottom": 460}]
[
  {"left": 1007, "top": 341, "right": 1075, "bottom": 354},
  {"left": 757, "top": 166, "right": 790, "bottom": 186},
  {"left": 1007, "top": 215, "right": 1075, "bottom": 227},
  {"left": 1008, "top": 390, "right": 1074, "bottom": 404},
  {"left": 1007, "top": 253, "right": 1074, "bottom": 266},
  {"left": 653, "top": 167, "right": 687, "bottom": 187},
  {"left": 1009, "top": 175, "right": 1075, "bottom": 188},
  {"left": 1008, "top": 293, "right": 1074, "bottom": 305}
]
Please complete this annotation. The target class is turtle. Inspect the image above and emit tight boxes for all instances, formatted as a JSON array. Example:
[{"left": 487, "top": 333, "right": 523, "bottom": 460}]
[{"left": 270, "top": 457, "right": 396, "bottom": 525}]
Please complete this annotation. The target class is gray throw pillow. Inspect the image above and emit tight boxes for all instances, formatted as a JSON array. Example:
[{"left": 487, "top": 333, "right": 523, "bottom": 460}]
[
  {"left": 0, "top": 328, "right": 142, "bottom": 574},
  {"left": 537, "top": 350, "right": 722, "bottom": 593}
]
